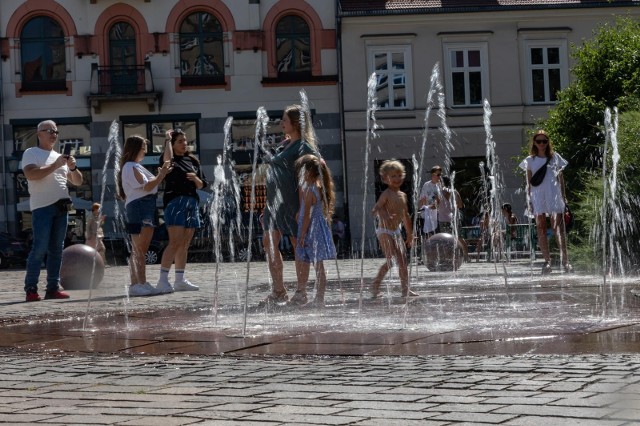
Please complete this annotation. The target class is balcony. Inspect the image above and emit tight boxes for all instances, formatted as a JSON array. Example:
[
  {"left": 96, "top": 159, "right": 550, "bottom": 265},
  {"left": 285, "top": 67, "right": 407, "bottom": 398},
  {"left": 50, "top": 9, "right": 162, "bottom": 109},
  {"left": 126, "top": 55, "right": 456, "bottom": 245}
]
[{"left": 88, "top": 62, "right": 162, "bottom": 114}]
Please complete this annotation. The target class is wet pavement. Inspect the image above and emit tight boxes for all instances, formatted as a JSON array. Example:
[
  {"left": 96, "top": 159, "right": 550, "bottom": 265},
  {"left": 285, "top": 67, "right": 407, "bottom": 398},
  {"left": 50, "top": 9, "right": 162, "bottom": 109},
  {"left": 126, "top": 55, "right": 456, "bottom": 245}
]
[{"left": 1, "top": 257, "right": 639, "bottom": 424}]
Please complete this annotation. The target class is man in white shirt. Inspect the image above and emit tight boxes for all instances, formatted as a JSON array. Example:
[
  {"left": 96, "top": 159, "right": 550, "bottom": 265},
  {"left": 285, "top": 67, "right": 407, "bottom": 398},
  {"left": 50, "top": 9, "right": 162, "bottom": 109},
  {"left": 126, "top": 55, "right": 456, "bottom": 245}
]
[{"left": 22, "top": 120, "right": 83, "bottom": 302}]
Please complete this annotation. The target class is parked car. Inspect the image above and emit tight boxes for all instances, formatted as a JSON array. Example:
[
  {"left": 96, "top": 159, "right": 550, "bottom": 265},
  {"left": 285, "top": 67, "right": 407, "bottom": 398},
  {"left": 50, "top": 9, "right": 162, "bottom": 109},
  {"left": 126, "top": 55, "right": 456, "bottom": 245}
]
[
  {"left": 0, "top": 232, "right": 28, "bottom": 269},
  {"left": 149, "top": 217, "right": 266, "bottom": 264},
  {"left": 102, "top": 230, "right": 167, "bottom": 266},
  {"left": 103, "top": 206, "right": 268, "bottom": 265}
]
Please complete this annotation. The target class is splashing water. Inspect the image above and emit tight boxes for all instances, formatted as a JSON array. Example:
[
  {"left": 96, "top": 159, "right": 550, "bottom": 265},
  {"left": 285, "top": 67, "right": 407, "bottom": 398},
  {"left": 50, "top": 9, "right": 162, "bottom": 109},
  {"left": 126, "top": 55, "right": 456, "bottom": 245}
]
[
  {"left": 299, "top": 89, "right": 344, "bottom": 303},
  {"left": 84, "top": 120, "right": 124, "bottom": 330},
  {"left": 242, "top": 107, "right": 269, "bottom": 335},
  {"left": 358, "top": 73, "right": 379, "bottom": 313},
  {"left": 482, "top": 100, "right": 507, "bottom": 276},
  {"left": 410, "top": 63, "right": 441, "bottom": 273}
]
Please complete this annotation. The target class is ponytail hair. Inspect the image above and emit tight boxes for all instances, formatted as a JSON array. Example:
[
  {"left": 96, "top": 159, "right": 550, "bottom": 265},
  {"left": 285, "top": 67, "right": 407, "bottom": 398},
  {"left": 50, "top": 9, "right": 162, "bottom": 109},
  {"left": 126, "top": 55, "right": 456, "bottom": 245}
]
[{"left": 284, "top": 104, "right": 318, "bottom": 150}]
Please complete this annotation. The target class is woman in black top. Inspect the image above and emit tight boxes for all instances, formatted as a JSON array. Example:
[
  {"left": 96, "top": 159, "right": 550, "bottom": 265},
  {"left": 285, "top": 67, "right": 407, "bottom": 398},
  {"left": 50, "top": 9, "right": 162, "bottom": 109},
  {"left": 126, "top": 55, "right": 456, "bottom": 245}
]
[{"left": 155, "top": 129, "right": 208, "bottom": 293}]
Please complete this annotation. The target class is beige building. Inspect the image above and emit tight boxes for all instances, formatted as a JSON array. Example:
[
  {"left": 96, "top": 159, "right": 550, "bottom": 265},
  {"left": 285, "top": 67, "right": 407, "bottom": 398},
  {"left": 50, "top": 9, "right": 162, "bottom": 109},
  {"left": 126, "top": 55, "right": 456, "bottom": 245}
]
[
  {"left": 0, "top": 0, "right": 340, "bottom": 243},
  {"left": 337, "top": 0, "right": 640, "bottom": 247},
  {"left": 1, "top": 0, "right": 638, "bottom": 257}
]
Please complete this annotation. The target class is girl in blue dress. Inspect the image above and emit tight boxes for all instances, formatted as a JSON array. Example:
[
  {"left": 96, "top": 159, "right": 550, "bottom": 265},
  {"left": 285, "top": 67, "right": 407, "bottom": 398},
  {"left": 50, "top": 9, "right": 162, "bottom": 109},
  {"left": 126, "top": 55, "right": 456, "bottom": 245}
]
[{"left": 288, "top": 154, "right": 336, "bottom": 308}]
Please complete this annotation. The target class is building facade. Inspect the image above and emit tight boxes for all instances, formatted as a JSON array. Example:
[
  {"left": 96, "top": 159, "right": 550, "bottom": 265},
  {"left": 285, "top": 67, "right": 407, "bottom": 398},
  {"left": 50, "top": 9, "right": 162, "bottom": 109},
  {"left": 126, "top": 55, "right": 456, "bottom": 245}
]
[
  {"left": 0, "top": 0, "right": 340, "bottom": 241},
  {"left": 337, "top": 0, "right": 640, "bottom": 246},
  {"left": 1, "top": 0, "right": 638, "bottom": 255}
]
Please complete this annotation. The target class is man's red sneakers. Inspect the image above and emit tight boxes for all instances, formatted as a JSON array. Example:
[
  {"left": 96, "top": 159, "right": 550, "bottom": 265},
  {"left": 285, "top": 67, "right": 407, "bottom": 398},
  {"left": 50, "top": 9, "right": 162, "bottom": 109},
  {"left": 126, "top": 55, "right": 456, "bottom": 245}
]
[
  {"left": 26, "top": 292, "right": 41, "bottom": 302},
  {"left": 44, "top": 290, "right": 70, "bottom": 300}
]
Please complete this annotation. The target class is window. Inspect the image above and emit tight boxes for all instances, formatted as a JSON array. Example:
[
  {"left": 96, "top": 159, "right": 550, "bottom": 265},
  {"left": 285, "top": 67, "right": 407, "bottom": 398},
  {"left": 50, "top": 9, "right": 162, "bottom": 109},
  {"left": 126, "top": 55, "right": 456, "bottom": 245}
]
[
  {"left": 13, "top": 123, "right": 90, "bottom": 155},
  {"left": 230, "top": 116, "right": 284, "bottom": 213},
  {"left": 20, "top": 16, "right": 66, "bottom": 91},
  {"left": 122, "top": 120, "right": 199, "bottom": 162},
  {"left": 367, "top": 45, "right": 412, "bottom": 110},
  {"left": 108, "top": 22, "right": 137, "bottom": 94},
  {"left": 275, "top": 15, "right": 311, "bottom": 79},
  {"left": 13, "top": 122, "right": 92, "bottom": 235},
  {"left": 444, "top": 43, "right": 488, "bottom": 107},
  {"left": 525, "top": 41, "right": 567, "bottom": 104},
  {"left": 179, "top": 12, "right": 224, "bottom": 85}
]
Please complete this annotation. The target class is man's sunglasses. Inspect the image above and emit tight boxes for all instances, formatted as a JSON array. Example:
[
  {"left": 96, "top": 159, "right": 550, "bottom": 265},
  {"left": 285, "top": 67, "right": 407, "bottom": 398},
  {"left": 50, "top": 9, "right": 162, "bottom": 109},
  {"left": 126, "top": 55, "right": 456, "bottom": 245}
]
[{"left": 40, "top": 129, "right": 59, "bottom": 135}]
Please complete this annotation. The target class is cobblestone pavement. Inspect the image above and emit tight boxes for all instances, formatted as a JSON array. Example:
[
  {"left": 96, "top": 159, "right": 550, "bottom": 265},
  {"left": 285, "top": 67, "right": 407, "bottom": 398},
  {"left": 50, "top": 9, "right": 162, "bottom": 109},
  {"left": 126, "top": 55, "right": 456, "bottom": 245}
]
[
  {"left": 1, "top": 257, "right": 639, "bottom": 424},
  {"left": 1, "top": 352, "right": 639, "bottom": 425}
]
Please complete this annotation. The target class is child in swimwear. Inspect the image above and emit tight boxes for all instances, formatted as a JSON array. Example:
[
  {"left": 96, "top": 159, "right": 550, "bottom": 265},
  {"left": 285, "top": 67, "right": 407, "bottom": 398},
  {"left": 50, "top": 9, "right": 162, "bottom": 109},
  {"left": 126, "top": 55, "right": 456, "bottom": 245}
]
[
  {"left": 371, "top": 160, "right": 418, "bottom": 299},
  {"left": 288, "top": 154, "right": 337, "bottom": 308}
]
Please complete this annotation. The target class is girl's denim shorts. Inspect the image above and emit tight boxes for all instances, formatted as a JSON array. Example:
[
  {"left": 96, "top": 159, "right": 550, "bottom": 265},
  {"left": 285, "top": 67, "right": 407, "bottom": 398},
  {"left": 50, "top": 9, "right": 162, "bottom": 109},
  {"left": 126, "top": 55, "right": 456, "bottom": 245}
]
[
  {"left": 164, "top": 195, "right": 201, "bottom": 228},
  {"left": 126, "top": 194, "right": 157, "bottom": 234}
]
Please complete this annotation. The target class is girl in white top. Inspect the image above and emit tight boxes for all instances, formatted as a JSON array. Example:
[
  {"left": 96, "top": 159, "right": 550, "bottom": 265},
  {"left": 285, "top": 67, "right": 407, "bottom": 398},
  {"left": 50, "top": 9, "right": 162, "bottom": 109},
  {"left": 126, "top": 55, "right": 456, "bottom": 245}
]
[
  {"left": 117, "top": 135, "right": 172, "bottom": 297},
  {"left": 519, "top": 130, "right": 572, "bottom": 275}
]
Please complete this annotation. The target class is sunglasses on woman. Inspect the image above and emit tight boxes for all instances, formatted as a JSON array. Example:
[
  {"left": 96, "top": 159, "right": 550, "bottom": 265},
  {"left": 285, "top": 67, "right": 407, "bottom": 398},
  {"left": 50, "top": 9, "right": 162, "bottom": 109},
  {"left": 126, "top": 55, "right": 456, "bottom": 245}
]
[{"left": 534, "top": 138, "right": 549, "bottom": 144}]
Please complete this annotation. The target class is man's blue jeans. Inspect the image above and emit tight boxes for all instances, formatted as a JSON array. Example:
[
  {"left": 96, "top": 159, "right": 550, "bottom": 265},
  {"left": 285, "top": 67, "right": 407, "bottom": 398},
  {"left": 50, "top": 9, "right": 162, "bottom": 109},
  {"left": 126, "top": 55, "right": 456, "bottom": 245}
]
[{"left": 24, "top": 202, "right": 68, "bottom": 293}]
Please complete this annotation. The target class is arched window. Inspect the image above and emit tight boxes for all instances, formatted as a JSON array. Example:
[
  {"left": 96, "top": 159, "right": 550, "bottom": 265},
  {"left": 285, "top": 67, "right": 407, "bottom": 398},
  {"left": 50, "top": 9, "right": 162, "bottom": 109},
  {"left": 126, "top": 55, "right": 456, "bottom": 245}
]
[
  {"left": 108, "top": 22, "right": 138, "bottom": 94},
  {"left": 20, "top": 16, "right": 66, "bottom": 91},
  {"left": 179, "top": 11, "right": 224, "bottom": 85},
  {"left": 275, "top": 15, "right": 311, "bottom": 79}
]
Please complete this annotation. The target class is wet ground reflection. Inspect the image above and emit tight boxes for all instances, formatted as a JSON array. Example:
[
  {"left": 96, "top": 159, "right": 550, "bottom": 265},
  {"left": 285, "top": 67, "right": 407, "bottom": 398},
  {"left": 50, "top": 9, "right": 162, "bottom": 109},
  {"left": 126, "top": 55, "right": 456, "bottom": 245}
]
[{"left": 2, "top": 267, "right": 639, "bottom": 357}]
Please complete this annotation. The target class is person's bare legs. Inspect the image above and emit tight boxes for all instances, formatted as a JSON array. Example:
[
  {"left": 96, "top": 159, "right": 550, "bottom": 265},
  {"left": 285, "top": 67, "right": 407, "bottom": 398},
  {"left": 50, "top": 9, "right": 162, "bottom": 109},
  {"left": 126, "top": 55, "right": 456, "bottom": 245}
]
[
  {"left": 174, "top": 227, "right": 195, "bottom": 270},
  {"left": 160, "top": 226, "right": 187, "bottom": 271},
  {"left": 263, "top": 229, "right": 286, "bottom": 297},
  {"left": 295, "top": 260, "right": 311, "bottom": 294},
  {"left": 535, "top": 214, "right": 552, "bottom": 273},
  {"left": 371, "top": 234, "right": 396, "bottom": 298},
  {"left": 395, "top": 241, "right": 416, "bottom": 297},
  {"left": 130, "top": 227, "right": 153, "bottom": 285},
  {"left": 313, "top": 261, "right": 327, "bottom": 304},
  {"left": 97, "top": 240, "right": 106, "bottom": 264},
  {"left": 551, "top": 213, "right": 571, "bottom": 270},
  {"left": 459, "top": 238, "right": 469, "bottom": 262}
]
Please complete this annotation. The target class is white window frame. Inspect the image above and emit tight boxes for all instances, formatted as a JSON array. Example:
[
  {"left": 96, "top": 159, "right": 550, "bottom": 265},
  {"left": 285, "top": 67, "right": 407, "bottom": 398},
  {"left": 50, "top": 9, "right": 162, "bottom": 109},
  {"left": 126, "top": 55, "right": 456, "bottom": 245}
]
[
  {"left": 366, "top": 44, "right": 413, "bottom": 110},
  {"left": 524, "top": 39, "right": 568, "bottom": 105},
  {"left": 443, "top": 42, "right": 489, "bottom": 108}
]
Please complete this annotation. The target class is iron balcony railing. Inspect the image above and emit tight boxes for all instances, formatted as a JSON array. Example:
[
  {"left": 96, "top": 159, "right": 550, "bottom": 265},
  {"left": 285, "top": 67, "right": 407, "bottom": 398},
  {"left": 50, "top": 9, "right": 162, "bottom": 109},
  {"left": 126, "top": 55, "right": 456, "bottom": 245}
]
[{"left": 90, "top": 63, "right": 154, "bottom": 95}]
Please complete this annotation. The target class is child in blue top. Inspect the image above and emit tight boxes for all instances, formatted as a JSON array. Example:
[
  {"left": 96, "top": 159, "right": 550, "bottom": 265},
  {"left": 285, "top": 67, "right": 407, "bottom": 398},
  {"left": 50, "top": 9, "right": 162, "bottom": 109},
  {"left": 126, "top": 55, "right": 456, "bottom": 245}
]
[{"left": 288, "top": 154, "right": 336, "bottom": 308}]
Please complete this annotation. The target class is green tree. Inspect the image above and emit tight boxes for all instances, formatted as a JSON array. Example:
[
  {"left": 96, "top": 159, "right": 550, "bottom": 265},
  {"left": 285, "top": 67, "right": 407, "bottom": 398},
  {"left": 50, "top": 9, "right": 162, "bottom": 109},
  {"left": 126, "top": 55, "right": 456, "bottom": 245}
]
[
  {"left": 540, "top": 17, "right": 640, "bottom": 273},
  {"left": 543, "top": 17, "right": 640, "bottom": 191}
]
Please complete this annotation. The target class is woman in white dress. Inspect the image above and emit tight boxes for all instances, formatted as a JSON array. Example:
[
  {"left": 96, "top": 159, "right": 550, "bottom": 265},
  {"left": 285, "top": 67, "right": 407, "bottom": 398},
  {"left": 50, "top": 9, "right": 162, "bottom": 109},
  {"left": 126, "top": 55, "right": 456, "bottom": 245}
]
[{"left": 520, "top": 130, "right": 572, "bottom": 274}]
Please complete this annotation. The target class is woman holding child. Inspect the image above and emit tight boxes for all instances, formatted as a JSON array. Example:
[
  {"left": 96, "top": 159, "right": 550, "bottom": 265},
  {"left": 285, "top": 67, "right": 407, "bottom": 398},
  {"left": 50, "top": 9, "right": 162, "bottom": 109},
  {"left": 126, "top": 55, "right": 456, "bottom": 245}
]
[{"left": 259, "top": 105, "right": 319, "bottom": 306}]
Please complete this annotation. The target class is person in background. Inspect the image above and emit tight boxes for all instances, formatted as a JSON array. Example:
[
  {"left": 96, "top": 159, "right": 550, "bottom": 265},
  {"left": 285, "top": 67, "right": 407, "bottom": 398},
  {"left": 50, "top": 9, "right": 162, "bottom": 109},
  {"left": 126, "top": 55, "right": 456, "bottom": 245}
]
[
  {"left": 259, "top": 104, "right": 318, "bottom": 307},
  {"left": 501, "top": 203, "right": 519, "bottom": 238},
  {"left": 288, "top": 154, "right": 336, "bottom": 308},
  {"left": 419, "top": 165, "right": 442, "bottom": 238},
  {"left": 85, "top": 202, "right": 106, "bottom": 264},
  {"left": 474, "top": 209, "right": 491, "bottom": 262},
  {"left": 438, "top": 176, "right": 468, "bottom": 260},
  {"left": 117, "top": 135, "right": 172, "bottom": 297},
  {"left": 22, "top": 120, "right": 83, "bottom": 302},
  {"left": 520, "top": 130, "right": 573, "bottom": 274},
  {"left": 437, "top": 176, "right": 464, "bottom": 234},
  {"left": 331, "top": 215, "right": 346, "bottom": 255},
  {"left": 371, "top": 160, "right": 418, "bottom": 299},
  {"left": 155, "top": 129, "right": 207, "bottom": 293}
]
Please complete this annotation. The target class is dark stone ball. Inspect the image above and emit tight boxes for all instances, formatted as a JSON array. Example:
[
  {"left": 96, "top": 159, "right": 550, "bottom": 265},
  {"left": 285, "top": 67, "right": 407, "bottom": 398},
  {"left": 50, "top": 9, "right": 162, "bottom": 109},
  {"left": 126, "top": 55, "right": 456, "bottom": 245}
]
[
  {"left": 60, "top": 244, "right": 105, "bottom": 290},
  {"left": 422, "top": 233, "right": 464, "bottom": 271}
]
